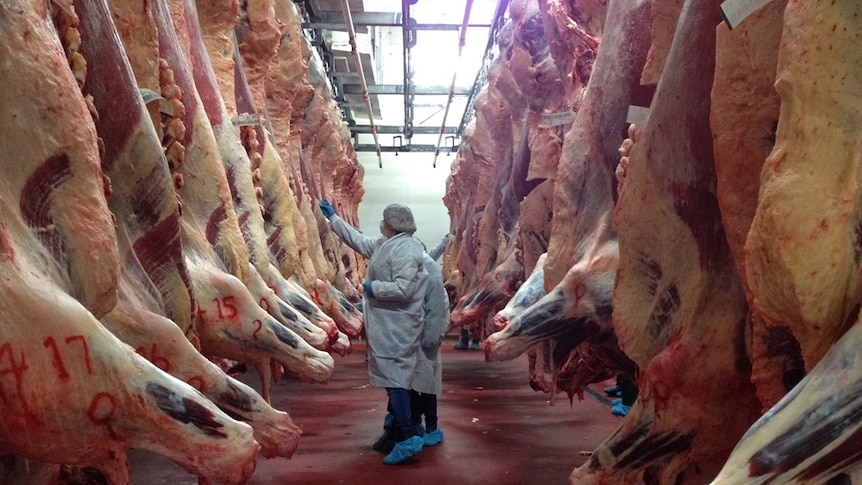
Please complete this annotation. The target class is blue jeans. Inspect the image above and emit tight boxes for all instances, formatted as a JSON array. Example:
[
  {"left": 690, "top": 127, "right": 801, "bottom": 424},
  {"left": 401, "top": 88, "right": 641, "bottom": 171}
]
[{"left": 385, "top": 388, "right": 413, "bottom": 430}]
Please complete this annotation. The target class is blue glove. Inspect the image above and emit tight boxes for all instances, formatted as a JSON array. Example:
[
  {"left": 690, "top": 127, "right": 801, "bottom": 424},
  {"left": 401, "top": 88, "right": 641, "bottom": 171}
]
[
  {"left": 319, "top": 199, "right": 335, "bottom": 219},
  {"left": 362, "top": 282, "right": 374, "bottom": 298}
]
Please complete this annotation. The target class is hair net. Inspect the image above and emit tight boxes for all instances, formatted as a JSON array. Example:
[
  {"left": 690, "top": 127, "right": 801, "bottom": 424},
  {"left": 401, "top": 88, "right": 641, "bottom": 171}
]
[{"left": 382, "top": 204, "right": 417, "bottom": 234}]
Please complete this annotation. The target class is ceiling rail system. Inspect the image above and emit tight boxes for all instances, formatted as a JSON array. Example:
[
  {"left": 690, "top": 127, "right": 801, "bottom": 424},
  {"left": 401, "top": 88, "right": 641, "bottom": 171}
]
[
  {"left": 339, "top": 0, "right": 384, "bottom": 167},
  {"left": 298, "top": 0, "right": 506, "bottom": 155},
  {"left": 432, "top": 0, "right": 474, "bottom": 168}
]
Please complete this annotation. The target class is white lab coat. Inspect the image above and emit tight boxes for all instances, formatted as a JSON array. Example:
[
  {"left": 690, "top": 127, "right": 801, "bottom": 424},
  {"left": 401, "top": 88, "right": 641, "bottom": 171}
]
[
  {"left": 412, "top": 253, "right": 449, "bottom": 395},
  {"left": 330, "top": 216, "right": 428, "bottom": 389}
]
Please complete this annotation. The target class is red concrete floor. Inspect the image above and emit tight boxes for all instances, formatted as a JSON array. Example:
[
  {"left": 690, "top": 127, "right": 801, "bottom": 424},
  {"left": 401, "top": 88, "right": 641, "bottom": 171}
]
[{"left": 128, "top": 337, "right": 622, "bottom": 484}]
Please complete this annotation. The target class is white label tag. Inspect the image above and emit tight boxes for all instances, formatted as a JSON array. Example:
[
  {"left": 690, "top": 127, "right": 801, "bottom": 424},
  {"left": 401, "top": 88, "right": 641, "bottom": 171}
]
[
  {"left": 139, "top": 88, "right": 163, "bottom": 104},
  {"left": 626, "top": 105, "right": 650, "bottom": 125},
  {"left": 541, "top": 111, "right": 576, "bottom": 126},
  {"left": 719, "top": 0, "right": 772, "bottom": 30},
  {"left": 232, "top": 114, "right": 261, "bottom": 126}
]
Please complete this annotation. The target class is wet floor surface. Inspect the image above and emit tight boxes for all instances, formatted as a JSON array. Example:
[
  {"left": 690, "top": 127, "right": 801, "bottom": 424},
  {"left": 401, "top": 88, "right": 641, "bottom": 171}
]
[{"left": 129, "top": 338, "right": 621, "bottom": 484}]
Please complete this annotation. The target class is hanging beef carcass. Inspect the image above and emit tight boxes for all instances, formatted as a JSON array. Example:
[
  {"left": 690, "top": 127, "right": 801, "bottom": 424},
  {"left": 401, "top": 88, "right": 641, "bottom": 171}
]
[
  {"left": 709, "top": 0, "right": 862, "bottom": 481},
  {"left": 572, "top": 0, "right": 763, "bottom": 482},
  {"left": 744, "top": 0, "right": 862, "bottom": 371},
  {"left": 0, "top": 2, "right": 120, "bottom": 322},
  {"left": 710, "top": 0, "right": 803, "bottom": 410},
  {"left": 0, "top": 1, "right": 260, "bottom": 480}
]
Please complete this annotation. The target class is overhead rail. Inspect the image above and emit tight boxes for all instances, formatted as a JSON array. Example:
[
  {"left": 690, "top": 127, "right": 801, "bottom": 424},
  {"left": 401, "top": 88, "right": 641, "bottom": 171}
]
[
  {"left": 340, "top": 0, "right": 383, "bottom": 168},
  {"left": 457, "top": 0, "right": 510, "bottom": 135},
  {"left": 432, "top": 0, "right": 474, "bottom": 168},
  {"left": 350, "top": 125, "right": 459, "bottom": 134},
  {"left": 303, "top": 11, "right": 491, "bottom": 30},
  {"left": 401, "top": 0, "right": 417, "bottom": 148},
  {"left": 342, "top": 84, "right": 470, "bottom": 95}
]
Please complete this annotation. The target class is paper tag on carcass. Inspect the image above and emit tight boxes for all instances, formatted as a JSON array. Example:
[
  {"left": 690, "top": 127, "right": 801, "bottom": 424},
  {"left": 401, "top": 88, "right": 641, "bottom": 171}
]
[
  {"left": 541, "top": 111, "right": 576, "bottom": 126},
  {"left": 139, "top": 88, "right": 163, "bottom": 105},
  {"left": 719, "top": 0, "right": 772, "bottom": 30},
  {"left": 626, "top": 105, "right": 650, "bottom": 125},
  {"left": 232, "top": 114, "right": 262, "bottom": 126}
]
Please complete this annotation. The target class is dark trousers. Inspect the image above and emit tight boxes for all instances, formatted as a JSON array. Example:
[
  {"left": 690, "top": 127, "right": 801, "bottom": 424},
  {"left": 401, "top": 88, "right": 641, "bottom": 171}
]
[
  {"left": 617, "top": 375, "right": 638, "bottom": 406},
  {"left": 409, "top": 390, "right": 438, "bottom": 431}
]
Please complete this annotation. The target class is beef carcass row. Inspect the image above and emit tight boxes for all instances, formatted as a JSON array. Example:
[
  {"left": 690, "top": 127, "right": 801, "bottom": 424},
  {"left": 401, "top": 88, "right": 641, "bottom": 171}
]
[
  {"left": 710, "top": 0, "right": 803, "bottom": 410},
  {"left": 161, "top": 0, "right": 334, "bottom": 352},
  {"left": 185, "top": 1, "right": 328, "bottom": 347},
  {"left": 101, "top": 0, "right": 334, "bottom": 400},
  {"left": 0, "top": 0, "right": 120, "bottom": 320},
  {"left": 572, "top": 0, "right": 763, "bottom": 482},
  {"left": 744, "top": 0, "right": 862, "bottom": 370},
  {"left": 487, "top": 0, "right": 647, "bottom": 396},
  {"left": 233, "top": 42, "right": 339, "bottom": 350},
  {"left": 0, "top": 219, "right": 259, "bottom": 484},
  {"left": 0, "top": 3, "right": 259, "bottom": 476},
  {"left": 191, "top": 0, "right": 362, "bottom": 336},
  {"left": 95, "top": 0, "right": 313, "bottom": 454}
]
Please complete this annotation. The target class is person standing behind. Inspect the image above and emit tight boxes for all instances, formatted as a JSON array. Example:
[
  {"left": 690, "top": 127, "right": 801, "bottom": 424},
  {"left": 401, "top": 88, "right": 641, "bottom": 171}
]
[
  {"left": 319, "top": 199, "right": 429, "bottom": 465},
  {"left": 409, "top": 235, "right": 450, "bottom": 446}
]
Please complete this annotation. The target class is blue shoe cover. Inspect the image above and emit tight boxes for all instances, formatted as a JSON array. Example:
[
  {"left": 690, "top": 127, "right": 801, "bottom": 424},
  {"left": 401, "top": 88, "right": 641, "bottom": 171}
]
[
  {"left": 612, "top": 398, "right": 622, "bottom": 406},
  {"left": 383, "top": 436, "right": 424, "bottom": 465},
  {"left": 383, "top": 413, "right": 394, "bottom": 429},
  {"left": 453, "top": 341, "right": 469, "bottom": 350},
  {"left": 611, "top": 403, "right": 631, "bottom": 417},
  {"left": 423, "top": 429, "right": 444, "bottom": 447},
  {"left": 469, "top": 341, "right": 481, "bottom": 350},
  {"left": 603, "top": 386, "right": 619, "bottom": 396}
]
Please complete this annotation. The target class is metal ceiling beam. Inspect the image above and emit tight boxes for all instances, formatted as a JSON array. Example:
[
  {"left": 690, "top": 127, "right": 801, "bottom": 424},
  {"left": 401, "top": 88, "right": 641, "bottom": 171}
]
[
  {"left": 350, "top": 125, "right": 458, "bottom": 134},
  {"left": 302, "top": 11, "right": 490, "bottom": 29},
  {"left": 354, "top": 144, "right": 458, "bottom": 153},
  {"left": 342, "top": 84, "right": 470, "bottom": 95}
]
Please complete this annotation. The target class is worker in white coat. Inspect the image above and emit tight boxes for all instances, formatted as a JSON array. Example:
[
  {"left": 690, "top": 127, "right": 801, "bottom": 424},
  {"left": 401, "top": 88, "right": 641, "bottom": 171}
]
[
  {"left": 319, "top": 199, "right": 428, "bottom": 465},
  {"left": 409, "top": 243, "right": 450, "bottom": 447}
]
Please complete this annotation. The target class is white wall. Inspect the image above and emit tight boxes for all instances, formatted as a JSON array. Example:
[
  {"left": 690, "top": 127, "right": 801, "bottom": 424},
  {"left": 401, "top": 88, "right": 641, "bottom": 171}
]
[{"left": 355, "top": 151, "right": 454, "bottom": 249}]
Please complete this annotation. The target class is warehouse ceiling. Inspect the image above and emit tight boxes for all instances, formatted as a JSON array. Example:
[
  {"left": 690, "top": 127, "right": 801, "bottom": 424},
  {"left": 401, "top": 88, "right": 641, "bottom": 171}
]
[{"left": 296, "top": 0, "right": 509, "bottom": 154}]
